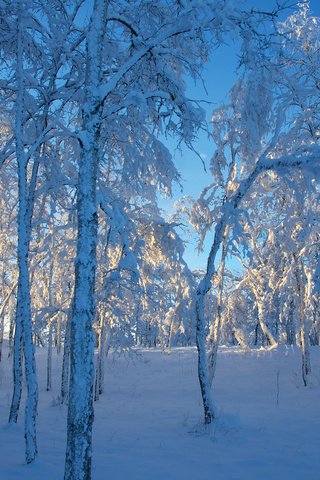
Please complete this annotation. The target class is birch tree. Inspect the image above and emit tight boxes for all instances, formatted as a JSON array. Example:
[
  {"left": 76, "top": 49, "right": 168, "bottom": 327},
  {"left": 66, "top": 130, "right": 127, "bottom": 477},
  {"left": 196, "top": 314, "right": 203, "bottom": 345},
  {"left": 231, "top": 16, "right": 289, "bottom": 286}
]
[
  {"left": 7, "top": 3, "right": 39, "bottom": 462},
  {"left": 193, "top": 2, "right": 320, "bottom": 423}
]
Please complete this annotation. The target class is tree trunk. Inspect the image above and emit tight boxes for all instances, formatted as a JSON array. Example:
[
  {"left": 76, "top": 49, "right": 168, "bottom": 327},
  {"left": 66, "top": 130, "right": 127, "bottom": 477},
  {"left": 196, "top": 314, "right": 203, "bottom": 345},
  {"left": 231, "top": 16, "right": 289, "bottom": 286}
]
[
  {"left": 94, "top": 313, "right": 108, "bottom": 401},
  {"left": 285, "top": 299, "right": 295, "bottom": 345},
  {"left": 256, "top": 301, "right": 278, "bottom": 348},
  {"left": 7, "top": 294, "right": 16, "bottom": 358},
  {"left": 293, "top": 255, "right": 311, "bottom": 386},
  {"left": 194, "top": 156, "right": 260, "bottom": 424},
  {"left": 47, "top": 322, "right": 53, "bottom": 391},
  {"left": 9, "top": 9, "right": 38, "bottom": 463},
  {"left": 8, "top": 319, "right": 23, "bottom": 423},
  {"left": 196, "top": 293, "right": 215, "bottom": 424},
  {"left": 56, "top": 314, "right": 62, "bottom": 355},
  {"left": 61, "top": 311, "right": 71, "bottom": 405},
  {"left": 64, "top": 2, "right": 108, "bottom": 478},
  {"left": 0, "top": 283, "right": 17, "bottom": 361},
  {"left": 207, "top": 232, "right": 228, "bottom": 386}
]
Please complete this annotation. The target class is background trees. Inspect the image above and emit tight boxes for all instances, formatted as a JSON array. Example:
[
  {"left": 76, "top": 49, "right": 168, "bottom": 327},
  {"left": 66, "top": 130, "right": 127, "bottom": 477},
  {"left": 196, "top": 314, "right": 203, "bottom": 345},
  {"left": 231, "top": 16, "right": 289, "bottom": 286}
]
[{"left": 0, "top": 1, "right": 319, "bottom": 478}]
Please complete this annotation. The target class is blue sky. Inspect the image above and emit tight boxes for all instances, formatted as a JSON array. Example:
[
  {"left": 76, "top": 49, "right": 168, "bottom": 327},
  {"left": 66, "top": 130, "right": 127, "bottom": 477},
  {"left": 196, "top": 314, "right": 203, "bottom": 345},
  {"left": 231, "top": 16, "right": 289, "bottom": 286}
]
[{"left": 161, "top": 0, "right": 320, "bottom": 273}]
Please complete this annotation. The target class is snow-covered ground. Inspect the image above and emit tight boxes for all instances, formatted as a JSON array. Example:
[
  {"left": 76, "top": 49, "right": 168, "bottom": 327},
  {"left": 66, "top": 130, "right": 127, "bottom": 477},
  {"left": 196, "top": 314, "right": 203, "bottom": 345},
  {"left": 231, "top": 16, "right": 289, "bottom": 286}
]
[{"left": 1, "top": 345, "right": 320, "bottom": 479}]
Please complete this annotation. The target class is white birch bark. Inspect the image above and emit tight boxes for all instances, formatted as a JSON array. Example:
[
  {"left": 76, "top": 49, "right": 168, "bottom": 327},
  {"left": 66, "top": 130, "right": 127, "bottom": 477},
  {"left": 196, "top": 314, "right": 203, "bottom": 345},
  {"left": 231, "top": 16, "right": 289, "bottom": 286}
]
[
  {"left": 8, "top": 7, "right": 38, "bottom": 463},
  {"left": 196, "top": 291, "right": 216, "bottom": 424},
  {"left": 64, "top": 1, "right": 108, "bottom": 478},
  {"left": 206, "top": 234, "right": 228, "bottom": 387},
  {"left": 206, "top": 149, "right": 236, "bottom": 385}
]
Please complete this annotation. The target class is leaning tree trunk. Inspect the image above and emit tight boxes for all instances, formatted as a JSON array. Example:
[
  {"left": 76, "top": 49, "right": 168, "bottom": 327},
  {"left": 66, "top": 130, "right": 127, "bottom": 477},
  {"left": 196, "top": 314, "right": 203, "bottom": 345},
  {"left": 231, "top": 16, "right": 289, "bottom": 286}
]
[
  {"left": 195, "top": 201, "right": 233, "bottom": 424},
  {"left": 256, "top": 299, "right": 278, "bottom": 348},
  {"left": 195, "top": 162, "right": 264, "bottom": 424},
  {"left": 194, "top": 138, "right": 320, "bottom": 423},
  {"left": 195, "top": 217, "right": 231, "bottom": 424},
  {"left": 206, "top": 230, "right": 228, "bottom": 387},
  {"left": 64, "top": 2, "right": 108, "bottom": 479}
]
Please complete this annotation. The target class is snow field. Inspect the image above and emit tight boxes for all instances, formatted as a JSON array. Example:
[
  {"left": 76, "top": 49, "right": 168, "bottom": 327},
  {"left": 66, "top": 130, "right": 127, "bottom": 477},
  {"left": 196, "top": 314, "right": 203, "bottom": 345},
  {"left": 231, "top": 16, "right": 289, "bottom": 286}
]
[{"left": 1, "top": 345, "right": 320, "bottom": 479}]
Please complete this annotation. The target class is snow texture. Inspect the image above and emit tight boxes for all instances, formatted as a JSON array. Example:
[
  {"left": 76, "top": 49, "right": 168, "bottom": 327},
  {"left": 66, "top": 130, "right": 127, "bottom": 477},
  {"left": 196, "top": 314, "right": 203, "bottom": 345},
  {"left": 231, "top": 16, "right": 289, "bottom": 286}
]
[{"left": 1, "top": 344, "right": 320, "bottom": 479}]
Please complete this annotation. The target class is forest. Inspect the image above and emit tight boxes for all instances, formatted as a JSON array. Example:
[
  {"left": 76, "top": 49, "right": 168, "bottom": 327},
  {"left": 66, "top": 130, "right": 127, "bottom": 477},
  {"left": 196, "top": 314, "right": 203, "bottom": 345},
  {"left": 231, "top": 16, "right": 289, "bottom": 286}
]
[{"left": 0, "top": 1, "right": 320, "bottom": 479}]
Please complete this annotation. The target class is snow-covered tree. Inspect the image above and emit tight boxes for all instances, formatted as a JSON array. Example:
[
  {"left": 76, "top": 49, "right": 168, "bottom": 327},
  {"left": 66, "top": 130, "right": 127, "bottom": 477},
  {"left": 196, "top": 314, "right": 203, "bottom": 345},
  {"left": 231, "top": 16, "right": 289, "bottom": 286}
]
[{"left": 192, "top": 2, "right": 320, "bottom": 423}]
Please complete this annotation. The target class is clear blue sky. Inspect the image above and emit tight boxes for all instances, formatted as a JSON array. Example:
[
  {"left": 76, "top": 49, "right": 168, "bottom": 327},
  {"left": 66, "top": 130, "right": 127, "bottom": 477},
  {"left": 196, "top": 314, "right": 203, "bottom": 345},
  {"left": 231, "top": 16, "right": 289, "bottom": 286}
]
[{"left": 161, "top": 0, "right": 320, "bottom": 273}]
